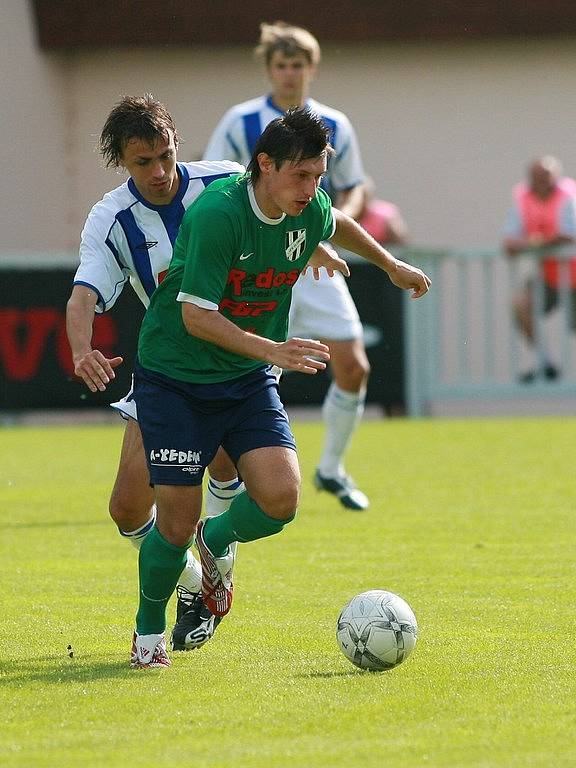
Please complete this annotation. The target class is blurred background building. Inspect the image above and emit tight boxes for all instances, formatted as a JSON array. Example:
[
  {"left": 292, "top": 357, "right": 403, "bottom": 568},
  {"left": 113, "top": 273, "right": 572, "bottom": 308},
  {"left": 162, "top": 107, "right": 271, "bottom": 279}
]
[{"left": 2, "top": 0, "right": 576, "bottom": 416}]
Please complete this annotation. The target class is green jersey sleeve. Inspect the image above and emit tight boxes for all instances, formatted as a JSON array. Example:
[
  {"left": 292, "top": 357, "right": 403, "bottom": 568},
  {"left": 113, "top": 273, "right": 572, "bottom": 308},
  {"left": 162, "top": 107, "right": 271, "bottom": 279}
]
[{"left": 316, "top": 187, "right": 337, "bottom": 241}]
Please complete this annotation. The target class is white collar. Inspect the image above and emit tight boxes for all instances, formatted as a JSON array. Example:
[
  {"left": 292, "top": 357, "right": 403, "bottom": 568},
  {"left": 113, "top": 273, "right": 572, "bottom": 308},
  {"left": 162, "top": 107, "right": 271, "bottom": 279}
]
[{"left": 248, "top": 182, "right": 286, "bottom": 225}]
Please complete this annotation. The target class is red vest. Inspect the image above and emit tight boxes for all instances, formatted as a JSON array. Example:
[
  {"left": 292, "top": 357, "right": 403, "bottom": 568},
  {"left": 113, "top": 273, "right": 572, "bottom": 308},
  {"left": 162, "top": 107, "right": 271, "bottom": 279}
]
[
  {"left": 514, "top": 179, "right": 576, "bottom": 288},
  {"left": 359, "top": 200, "right": 398, "bottom": 243}
]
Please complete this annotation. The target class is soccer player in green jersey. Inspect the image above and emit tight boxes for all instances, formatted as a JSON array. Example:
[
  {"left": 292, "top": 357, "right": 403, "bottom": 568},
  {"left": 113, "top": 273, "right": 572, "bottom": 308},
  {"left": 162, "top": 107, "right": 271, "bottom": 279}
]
[{"left": 130, "top": 107, "right": 430, "bottom": 668}]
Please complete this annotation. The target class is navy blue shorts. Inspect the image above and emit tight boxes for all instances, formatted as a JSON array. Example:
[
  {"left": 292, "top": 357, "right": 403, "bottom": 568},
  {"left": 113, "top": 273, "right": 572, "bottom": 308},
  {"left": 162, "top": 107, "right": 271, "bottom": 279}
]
[{"left": 134, "top": 362, "right": 296, "bottom": 486}]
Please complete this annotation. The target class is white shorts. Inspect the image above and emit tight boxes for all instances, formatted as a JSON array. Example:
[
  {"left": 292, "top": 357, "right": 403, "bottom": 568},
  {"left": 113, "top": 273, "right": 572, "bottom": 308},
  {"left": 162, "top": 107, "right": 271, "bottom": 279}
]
[
  {"left": 288, "top": 270, "right": 362, "bottom": 341},
  {"left": 110, "top": 375, "right": 137, "bottom": 421}
]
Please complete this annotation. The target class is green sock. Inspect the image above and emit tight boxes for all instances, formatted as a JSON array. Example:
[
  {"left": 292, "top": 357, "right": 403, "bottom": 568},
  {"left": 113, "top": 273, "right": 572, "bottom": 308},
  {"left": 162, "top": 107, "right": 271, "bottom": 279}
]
[
  {"left": 202, "top": 491, "right": 296, "bottom": 556},
  {"left": 136, "top": 526, "right": 189, "bottom": 635}
]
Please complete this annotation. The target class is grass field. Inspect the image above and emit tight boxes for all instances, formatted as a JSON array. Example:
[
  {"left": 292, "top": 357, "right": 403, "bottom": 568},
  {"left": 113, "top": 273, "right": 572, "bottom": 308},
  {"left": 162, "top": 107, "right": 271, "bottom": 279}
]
[{"left": 1, "top": 416, "right": 574, "bottom": 768}]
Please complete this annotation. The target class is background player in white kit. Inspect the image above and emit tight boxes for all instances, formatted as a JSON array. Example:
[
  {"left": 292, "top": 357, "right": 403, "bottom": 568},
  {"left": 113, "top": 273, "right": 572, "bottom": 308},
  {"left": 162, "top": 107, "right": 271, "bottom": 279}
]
[
  {"left": 66, "top": 95, "right": 244, "bottom": 650},
  {"left": 203, "top": 21, "right": 372, "bottom": 511}
]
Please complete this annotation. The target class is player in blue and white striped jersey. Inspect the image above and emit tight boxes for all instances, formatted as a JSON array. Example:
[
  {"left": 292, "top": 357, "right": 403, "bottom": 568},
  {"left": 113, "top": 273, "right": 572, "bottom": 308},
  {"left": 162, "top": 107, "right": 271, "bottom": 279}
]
[
  {"left": 203, "top": 22, "right": 372, "bottom": 512},
  {"left": 66, "top": 95, "right": 244, "bottom": 659},
  {"left": 75, "top": 159, "right": 244, "bottom": 312},
  {"left": 203, "top": 95, "right": 363, "bottom": 202}
]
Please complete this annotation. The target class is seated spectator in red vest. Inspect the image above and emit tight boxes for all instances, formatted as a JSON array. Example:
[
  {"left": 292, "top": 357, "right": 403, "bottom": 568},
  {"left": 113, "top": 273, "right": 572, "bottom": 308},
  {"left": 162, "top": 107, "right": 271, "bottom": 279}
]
[
  {"left": 503, "top": 156, "right": 576, "bottom": 382},
  {"left": 358, "top": 177, "right": 408, "bottom": 246}
]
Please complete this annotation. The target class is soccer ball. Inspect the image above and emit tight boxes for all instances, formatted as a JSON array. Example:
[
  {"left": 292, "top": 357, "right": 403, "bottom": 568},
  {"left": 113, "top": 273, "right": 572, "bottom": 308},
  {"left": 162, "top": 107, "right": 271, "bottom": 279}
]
[{"left": 336, "top": 590, "right": 418, "bottom": 671}]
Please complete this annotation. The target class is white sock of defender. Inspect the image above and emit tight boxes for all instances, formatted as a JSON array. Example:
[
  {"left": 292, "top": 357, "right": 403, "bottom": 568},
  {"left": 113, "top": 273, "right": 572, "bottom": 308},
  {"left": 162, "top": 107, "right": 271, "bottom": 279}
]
[
  {"left": 205, "top": 476, "right": 244, "bottom": 559},
  {"left": 119, "top": 506, "right": 203, "bottom": 593},
  {"left": 205, "top": 476, "right": 245, "bottom": 517},
  {"left": 318, "top": 382, "right": 366, "bottom": 478},
  {"left": 176, "top": 549, "right": 203, "bottom": 594},
  {"left": 118, "top": 505, "right": 157, "bottom": 551}
]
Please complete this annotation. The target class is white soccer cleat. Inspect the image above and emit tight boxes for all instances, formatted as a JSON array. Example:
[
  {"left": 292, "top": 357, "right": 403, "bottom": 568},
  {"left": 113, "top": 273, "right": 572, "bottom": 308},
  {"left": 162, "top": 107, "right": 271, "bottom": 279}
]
[
  {"left": 314, "top": 469, "right": 370, "bottom": 511},
  {"left": 130, "top": 631, "right": 171, "bottom": 669}
]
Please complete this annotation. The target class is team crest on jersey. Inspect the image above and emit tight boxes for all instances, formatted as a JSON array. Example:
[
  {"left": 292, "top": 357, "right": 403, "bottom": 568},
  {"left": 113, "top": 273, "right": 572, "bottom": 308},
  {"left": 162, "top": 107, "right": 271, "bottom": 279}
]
[{"left": 285, "top": 229, "right": 306, "bottom": 261}]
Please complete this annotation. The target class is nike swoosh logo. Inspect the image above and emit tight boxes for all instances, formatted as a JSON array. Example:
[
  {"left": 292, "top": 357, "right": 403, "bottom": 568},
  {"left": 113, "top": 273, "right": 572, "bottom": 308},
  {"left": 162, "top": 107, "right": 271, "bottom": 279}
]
[{"left": 239, "top": 252, "right": 254, "bottom": 260}]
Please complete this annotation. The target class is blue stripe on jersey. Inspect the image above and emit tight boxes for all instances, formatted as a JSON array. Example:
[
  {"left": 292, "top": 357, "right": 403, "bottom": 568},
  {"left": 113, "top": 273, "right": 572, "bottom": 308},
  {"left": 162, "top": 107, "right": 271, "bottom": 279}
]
[
  {"left": 199, "top": 172, "right": 237, "bottom": 188},
  {"left": 320, "top": 115, "right": 338, "bottom": 147},
  {"left": 243, "top": 112, "right": 263, "bottom": 155},
  {"left": 226, "top": 131, "right": 242, "bottom": 159},
  {"left": 265, "top": 95, "right": 285, "bottom": 116},
  {"left": 156, "top": 201, "right": 185, "bottom": 246},
  {"left": 115, "top": 208, "right": 157, "bottom": 298},
  {"left": 104, "top": 232, "right": 124, "bottom": 271}
]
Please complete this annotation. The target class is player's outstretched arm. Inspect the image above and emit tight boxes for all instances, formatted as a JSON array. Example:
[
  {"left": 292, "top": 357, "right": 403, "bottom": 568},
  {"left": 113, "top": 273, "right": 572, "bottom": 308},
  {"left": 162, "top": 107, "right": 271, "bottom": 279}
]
[
  {"left": 329, "top": 208, "right": 431, "bottom": 298},
  {"left": 66, "top": 285, "right": 123, "bottom": 392},
  {"left": 182, "top": 303, "right": 329, "bottom": 374},
  {"left": 304, "top": 242, "right": 350, "bottom": 280}
]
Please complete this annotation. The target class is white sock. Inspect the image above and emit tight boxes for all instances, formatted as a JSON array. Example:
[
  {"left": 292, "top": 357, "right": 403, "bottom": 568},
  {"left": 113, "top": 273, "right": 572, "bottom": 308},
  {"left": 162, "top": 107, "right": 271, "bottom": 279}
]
[
  {"left": 205, "top": 476, "right": 244, "bottom": 559},
  {"left": 118, "top": 505, "right": 156, "bottom": 551},
  {"left": 318, "top": 383, "right": 365, "bottom": 478},
  {"left": 205, "top": 476, "right": 245, "bottom": 517},
  {"left": 176, "top": 549, "right": 203, "bottom": 594}
]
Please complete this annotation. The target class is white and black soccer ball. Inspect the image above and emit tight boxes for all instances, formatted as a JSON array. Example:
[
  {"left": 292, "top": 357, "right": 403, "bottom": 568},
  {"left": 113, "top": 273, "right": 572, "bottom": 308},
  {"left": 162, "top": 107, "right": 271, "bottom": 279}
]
[{"left": 336, "top": 590, "right": 418, "bottom": 671}]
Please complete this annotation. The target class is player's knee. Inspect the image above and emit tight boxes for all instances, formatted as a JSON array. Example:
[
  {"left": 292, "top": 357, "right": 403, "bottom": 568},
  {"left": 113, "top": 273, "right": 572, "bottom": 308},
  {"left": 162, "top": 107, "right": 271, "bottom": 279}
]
[
  {"left": 337, "top": 357, "right": 370, "bottom": 391},
  {"left": 358, "top": 355, "right": 371, "bottom": 381},
  {"left": 255, "top": 482, "right": 300, "bottom": 521},
  {"left": 108, "top": 488, "right": 144, "bottom": 530},
  {"left": 161, "top": 516, "right": 196, "bottom": 548},
  {"left": 513, "top": 292, "right": 531, "bottom": 315}
]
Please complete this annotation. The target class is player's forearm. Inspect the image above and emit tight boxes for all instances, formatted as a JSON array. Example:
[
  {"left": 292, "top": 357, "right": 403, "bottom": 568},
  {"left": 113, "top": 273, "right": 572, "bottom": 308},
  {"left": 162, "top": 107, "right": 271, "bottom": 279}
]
[
  {"left": 334, "top": 185, "right": 364, "bottom": 220},
  {"left": 330, "top": 208, "right": 397, "bottom": 274},
  {"left": 66, "top": 288, "right": 98, "bottom": 362},
  {"left": 182, "top": 303, "right": 277, "bottom": 364}
]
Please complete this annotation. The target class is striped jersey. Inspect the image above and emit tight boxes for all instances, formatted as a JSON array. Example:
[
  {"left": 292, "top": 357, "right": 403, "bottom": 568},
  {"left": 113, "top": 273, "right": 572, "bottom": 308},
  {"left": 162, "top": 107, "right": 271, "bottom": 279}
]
[
  {"left": 74, "top": 160, "right": 244, "bottom": 312},
  {"left": 202, "top": 95, "right": 364, "bottom": 198}
]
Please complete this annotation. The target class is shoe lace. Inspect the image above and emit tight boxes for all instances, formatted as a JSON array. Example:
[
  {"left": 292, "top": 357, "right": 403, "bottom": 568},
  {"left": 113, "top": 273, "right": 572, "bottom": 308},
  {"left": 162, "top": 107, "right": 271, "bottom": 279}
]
[{"left": 176, "top": 585, "right": 202, "bottom": 605}]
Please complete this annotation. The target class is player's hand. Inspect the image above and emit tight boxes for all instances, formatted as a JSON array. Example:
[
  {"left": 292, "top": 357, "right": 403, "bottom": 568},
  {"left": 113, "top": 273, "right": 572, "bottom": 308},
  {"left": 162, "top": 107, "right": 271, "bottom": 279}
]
[
  {"left": 388, "top": 260, "right": 431, "bottom": 299},
  {"left": 304, "top": 243, "right": 350, "bottom": 280},
  {"left": 73, "top": 349, "right": 124, "bottom": 392},
  {"left": 270, "top": 337, "right": 330, "bottom": 374}
]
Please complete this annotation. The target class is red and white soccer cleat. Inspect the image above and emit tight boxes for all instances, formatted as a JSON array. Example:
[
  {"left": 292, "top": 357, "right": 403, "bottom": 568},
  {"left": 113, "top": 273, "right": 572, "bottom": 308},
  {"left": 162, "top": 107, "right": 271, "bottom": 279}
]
[
  {"left": 195, "top": 519, "right": 234, "bottom": 617},
  {"left": 130, "top": 631, "right": 171, "bottom": 669}
]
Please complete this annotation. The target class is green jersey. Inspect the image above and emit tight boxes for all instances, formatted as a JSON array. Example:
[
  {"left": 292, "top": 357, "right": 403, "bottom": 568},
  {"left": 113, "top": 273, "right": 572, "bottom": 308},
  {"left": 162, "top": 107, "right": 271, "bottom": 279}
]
[{"left": 138, "top": 173, "right": 335, "bottom": 383}]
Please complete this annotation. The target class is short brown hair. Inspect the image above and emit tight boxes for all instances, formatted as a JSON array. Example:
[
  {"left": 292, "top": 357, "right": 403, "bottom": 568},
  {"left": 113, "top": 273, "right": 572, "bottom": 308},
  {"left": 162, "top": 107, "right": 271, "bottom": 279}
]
[
  {"left": 99, "top": 94, "right": 178, "bottom": 168},
  {"left": 255, "top": 21, "right": 321, "bottom": 67}
]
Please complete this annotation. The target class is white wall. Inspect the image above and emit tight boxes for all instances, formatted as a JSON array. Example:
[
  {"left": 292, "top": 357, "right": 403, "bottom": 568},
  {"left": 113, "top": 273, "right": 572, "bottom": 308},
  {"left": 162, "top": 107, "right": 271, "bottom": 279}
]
[
  {"left": 0, "top": 0, "right": 69, "bottom": 252},
  {"left": 4, "top": 6, "right": 576, "bottom": 255}
]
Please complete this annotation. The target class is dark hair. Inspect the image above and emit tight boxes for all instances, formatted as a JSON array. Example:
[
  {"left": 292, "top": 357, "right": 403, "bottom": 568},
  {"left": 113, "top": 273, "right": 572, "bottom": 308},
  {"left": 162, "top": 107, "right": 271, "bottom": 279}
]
[
  {"left": 247, "top": 107, "right": 332, "bottom": 183},
  {"left": 99, "top": 94, "right": 178, "bottom": 168}
]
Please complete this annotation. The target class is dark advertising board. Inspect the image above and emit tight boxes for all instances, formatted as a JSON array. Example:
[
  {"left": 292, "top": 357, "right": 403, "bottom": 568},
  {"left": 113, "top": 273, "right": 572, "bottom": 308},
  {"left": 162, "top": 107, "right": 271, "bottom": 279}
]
[
  {"left": 0, "top": 268, "right": 143, "bottom": 411},
  {"left": 0, "top": 264, "right": 403, "bottom": 412}
]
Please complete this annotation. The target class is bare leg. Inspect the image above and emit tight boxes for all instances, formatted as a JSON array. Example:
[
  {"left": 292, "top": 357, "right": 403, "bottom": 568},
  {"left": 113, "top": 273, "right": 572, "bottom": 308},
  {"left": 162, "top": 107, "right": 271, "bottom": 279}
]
[{"left": 109, "top": 418, "right": 154, "bottom": 532}]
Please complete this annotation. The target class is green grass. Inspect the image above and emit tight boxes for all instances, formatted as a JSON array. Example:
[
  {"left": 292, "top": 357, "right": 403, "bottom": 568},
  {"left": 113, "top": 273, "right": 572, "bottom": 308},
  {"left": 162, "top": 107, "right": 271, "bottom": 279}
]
[{"left": 1, "top": 417, "right": 574, "bottom": 767}]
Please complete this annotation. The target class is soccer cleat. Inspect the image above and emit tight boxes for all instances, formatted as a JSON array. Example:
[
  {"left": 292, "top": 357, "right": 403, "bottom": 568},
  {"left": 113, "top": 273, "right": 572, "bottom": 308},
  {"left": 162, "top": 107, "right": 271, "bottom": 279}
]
[
  {"left": 314, "top": 469, "right": 370, "bottom": 511},
  {"left": 130, "top": 631, "right": 171, "bottom": 668},
  {"left": 195, "top": 519, "right": 234, "bottom": 617},
  {"left": 518, "top": 364, "right": 560, "bottom": 384},
  {"left": 171, "top": 587, "right": 222, "bottom": 651},
  {"left": 543, "top": 364, "right": 560, "bottom": 380}
]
